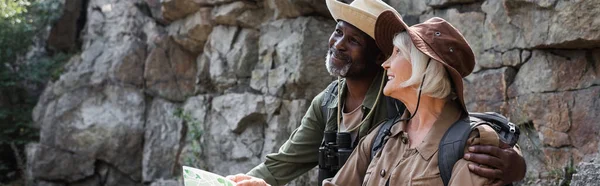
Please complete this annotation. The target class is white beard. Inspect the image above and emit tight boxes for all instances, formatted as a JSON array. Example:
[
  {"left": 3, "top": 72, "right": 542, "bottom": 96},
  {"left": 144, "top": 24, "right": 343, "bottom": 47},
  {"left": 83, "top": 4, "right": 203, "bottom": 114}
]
[{"left": 325, "top": 52, "right": 352, "bottom": 77}]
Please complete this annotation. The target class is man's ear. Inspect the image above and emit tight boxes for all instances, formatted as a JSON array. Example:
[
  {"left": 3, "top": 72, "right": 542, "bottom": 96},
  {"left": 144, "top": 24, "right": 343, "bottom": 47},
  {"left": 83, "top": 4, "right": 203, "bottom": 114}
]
[{"left": 375, "top": 52, "right": 388, "bottom": 65}]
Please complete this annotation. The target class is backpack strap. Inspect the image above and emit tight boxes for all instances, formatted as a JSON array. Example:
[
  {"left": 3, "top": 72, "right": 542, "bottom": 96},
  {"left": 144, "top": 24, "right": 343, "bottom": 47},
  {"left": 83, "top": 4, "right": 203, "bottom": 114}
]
[
  {"left": 320, "top": 81, "right": 339, "bottom": 124},
  {"left": 384, "top": 96, "right": 405, "bottom": 119},
  {"left": 438, "top": 117, "right": 474, "bottom": 186},
  {"left": 370, "top": 116, "right": 397, "bottom": 161},
  {"left": 438, "top": 112, "right": 519, "bottom": 186}
]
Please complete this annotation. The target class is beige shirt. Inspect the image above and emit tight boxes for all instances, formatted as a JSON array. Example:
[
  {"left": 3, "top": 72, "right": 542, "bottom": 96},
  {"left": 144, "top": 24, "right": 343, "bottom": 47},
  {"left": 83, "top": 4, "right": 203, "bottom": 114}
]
[
  {"left": 340, "top": 104, "right": 364, "bottom": 144},
  {"left": 324, "top": 101, "right": 500, "bottom": 186}
]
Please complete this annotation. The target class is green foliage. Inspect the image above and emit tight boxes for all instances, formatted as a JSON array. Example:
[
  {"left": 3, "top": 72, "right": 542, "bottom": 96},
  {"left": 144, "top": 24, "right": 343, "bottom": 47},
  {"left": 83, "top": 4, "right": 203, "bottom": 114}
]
[
  {"left": 0, "top": 0, "right": 62, "bottom": 65},
  {"left": 0, "top": 0, "right": 31, "bottom": 21},
  {"left": 0, "top": 0, "right": 67, "bottom": 143},
  {"left": 174, "top": 108, "right": 205, "bottom": 167},
  {"left": 175, "top": 108, "right": 204, "bottom": 140},
  {"left": 0, "top": 0, "right": 68, "bottom": 183}
]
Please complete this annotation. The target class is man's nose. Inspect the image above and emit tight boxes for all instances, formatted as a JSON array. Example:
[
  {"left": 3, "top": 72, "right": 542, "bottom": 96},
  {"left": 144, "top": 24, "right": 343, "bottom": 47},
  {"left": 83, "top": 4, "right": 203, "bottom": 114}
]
[{"left": 333, "top": 37, "right": 347, "bottom": 51}]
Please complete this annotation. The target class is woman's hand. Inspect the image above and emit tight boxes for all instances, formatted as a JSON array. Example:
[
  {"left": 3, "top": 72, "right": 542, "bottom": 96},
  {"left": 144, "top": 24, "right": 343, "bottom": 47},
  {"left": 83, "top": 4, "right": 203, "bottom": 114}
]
[
  {"left": 226, "top": 174, "right": 271, "bottom": 186},
  {"left": 464, "top": 144, "right": 526, "bottom": 186}
]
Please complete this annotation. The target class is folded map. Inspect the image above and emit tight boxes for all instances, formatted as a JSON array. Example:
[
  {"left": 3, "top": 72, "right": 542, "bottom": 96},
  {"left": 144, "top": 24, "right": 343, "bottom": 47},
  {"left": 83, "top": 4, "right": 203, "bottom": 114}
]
[{"left": 182, "top": 166, "right": 235, "bottom": 186}]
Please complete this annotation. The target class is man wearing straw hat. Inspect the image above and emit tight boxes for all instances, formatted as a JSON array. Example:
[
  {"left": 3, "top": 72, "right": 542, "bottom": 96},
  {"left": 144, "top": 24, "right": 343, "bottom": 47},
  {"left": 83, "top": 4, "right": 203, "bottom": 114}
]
[{"left": 227, "top": 0, "right": 526, "bottom": 185}]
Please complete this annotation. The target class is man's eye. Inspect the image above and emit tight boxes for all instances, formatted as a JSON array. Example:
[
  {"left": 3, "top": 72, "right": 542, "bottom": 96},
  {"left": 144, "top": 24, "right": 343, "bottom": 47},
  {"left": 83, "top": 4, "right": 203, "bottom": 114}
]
[
  {"left": 350, "top": 38, "right": 360, "bottom": 45},
  {"left": 335, "top": 29, "right": 342, "bottom": 35}
]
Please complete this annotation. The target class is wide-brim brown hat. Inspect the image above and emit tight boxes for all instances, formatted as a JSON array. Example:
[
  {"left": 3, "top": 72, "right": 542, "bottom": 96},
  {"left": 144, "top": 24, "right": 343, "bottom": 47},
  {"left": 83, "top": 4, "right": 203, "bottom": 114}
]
[
  {"left": 375, "top": 10, "right": 475, "bottom": 112},
  {"left": 326, "top": 0, "right": 396, "bottom": 39}
]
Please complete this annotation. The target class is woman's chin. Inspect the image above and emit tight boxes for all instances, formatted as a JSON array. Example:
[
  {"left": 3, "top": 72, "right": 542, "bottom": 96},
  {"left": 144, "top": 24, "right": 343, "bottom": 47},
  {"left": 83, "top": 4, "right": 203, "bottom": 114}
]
[{"left": 383, "top": 86, "right": 392, "bottom": 97}]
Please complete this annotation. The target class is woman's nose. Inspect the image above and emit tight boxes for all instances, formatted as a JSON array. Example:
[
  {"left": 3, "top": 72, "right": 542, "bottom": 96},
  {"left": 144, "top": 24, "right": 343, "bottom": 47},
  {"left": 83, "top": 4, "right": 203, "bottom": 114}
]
[{"left": 381, "top": 59, "right": 390, "bottom": 69}]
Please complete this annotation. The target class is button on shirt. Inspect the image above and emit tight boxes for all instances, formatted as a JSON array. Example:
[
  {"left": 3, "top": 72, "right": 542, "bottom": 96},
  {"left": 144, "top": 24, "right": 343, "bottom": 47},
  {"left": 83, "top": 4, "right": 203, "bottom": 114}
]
[{"left": 323, "top": 101, "right": 501, "bottom": 186}]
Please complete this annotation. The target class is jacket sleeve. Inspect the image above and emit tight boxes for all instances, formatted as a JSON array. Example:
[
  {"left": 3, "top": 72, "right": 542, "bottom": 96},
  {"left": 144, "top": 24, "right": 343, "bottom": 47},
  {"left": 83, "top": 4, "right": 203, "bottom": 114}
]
[
  {"left": 246, "top": 91, "right": 327, "bottom": 186},
  {"left": 448, "top": 125, "right": 499, "bottom": 186}
]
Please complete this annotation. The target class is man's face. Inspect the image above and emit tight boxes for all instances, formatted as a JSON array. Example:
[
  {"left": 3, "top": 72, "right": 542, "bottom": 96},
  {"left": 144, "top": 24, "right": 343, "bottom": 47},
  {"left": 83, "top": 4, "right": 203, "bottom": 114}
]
[{"left": 325, "top": 21, "right": 379, "bottom": 77}]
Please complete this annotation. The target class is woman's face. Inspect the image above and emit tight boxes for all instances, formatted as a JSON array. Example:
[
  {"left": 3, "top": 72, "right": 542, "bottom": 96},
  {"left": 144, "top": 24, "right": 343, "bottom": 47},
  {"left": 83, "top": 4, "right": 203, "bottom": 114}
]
[{"left": 381, "top": 46, "right": 412, "bottom": 97}]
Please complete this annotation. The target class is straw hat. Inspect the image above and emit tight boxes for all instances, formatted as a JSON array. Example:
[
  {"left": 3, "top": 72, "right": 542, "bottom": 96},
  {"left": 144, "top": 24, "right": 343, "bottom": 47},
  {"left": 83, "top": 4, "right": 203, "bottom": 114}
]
[
  {"left": 326, "top": 0, "right": 396, "bottom": 39},
  {"left": 374, "top": 10, "right": 476, "bottom": 112}
]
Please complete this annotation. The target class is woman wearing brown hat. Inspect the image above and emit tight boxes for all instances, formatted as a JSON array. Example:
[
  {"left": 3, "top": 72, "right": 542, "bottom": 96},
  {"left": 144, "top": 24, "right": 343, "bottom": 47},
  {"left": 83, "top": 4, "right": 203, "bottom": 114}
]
[{"left": 323, "top": 10, "right": 509, "bottom": 186}]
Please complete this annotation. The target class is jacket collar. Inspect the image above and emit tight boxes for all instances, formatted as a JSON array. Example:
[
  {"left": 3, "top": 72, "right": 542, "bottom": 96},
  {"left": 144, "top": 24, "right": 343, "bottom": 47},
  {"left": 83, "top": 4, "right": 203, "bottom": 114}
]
[
  {"left": 326, "top": 70, "right": 385, "bottom": 111},
  {"left": 389, "top": 100, "right": 462, "bottom": 160}
]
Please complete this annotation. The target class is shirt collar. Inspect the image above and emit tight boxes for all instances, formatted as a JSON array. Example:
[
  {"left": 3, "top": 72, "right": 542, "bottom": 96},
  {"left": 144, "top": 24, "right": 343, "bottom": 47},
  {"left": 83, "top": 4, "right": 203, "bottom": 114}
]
[
  {"left": 327, "top": 70, "right": 385, "bottom": 110},
  {"left": 389, "top": 100, "right": 463, "bottom": 160}
]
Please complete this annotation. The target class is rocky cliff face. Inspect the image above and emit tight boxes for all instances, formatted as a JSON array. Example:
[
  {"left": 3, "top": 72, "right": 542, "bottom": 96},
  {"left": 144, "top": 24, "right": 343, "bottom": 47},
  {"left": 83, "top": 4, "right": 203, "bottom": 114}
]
[{"left": 26, "top": 0, "right": 600, "bottom": 185}]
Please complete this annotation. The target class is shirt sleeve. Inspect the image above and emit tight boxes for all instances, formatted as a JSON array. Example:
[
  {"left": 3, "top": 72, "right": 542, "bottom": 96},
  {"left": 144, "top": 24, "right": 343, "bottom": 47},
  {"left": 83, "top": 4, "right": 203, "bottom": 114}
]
[
  {"left": 246, "top": 91, "right": 327, "bottom": 186},
  {"left": 448, "top": 125, "right": 500, "bottom": 186},
  {"left": 323, "top": 125, "right": 379, "bottom": 186}
]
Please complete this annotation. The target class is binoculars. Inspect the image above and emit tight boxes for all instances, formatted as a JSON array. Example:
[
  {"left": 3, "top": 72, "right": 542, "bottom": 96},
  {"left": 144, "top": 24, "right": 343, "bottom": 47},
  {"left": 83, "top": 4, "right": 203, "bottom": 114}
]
[{"left": 318, "top": 131, "right": 353, "bottom": 185}]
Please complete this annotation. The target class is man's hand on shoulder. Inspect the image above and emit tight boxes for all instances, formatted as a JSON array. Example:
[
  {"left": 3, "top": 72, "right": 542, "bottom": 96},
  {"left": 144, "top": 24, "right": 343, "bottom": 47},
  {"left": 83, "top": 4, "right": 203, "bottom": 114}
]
[
  {"left": 463, "top": 144, "right": 526, "bottom": 186},
  {"left": 227, "top": 174, "right": 271, "bottom": 186}
]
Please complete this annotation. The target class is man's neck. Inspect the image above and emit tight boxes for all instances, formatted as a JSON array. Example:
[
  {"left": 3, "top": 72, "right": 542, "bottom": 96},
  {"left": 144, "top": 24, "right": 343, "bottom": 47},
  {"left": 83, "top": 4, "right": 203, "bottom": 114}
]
[{"left": 342, "top": 70, "right": 379, "bottom": 112}]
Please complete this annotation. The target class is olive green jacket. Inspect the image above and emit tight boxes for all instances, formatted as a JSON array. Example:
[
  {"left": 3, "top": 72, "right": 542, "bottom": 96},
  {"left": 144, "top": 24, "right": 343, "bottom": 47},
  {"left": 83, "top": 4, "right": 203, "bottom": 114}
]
[{"left": 247, "top": 71, "right": 394, "bottom": 186}]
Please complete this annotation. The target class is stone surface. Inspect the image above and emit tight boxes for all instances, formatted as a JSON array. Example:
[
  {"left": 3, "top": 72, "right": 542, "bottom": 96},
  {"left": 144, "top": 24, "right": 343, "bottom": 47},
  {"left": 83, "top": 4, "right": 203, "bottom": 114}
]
[
  {"left": 40, "top": 0, "right": 154, "bottom": 90},
  {"left": 47, "top": 0, "right": 84, "bottom": 52},
  {"left": 143, "top": 99, "right": 184, "bottom": 182},
  {"left": 427, "top": 0, "right": 479, "bottom": 7},
  {"left": 264, "top": 0, "right": 330, "bottom": 19},
  {"left": 388, "top": 0, "right": 428, "bottom": 19},
  {"left": 144, "top": 0, "right": 165, "bottom": 24},
  {"left": 464, "top": 67, "right": 516, "bottom": 113},
  {"left": 542, "top": 148, "right": 583, "bottom": 174},
  {"left": 261, "top": 99, "right": 307, "bottom": 158},
  {"left": 288, "top": 168, "right": 318, "bottom": 186},
  {"left": 251, "top": 17, "right": 335, "bottom": 99},
  {"left": 179, "top": 95, "right": 211, "bottom": 169},
  {"left": 161, "top": 0, "right": 202, "bottom": 22},
  {"left": 212, "top": 1, "right": 263, "bottom": 28},
  {"left": 145, "top": 36, "right": 197, "bottom": 101},
  {"left": 98, "top": 162, "right": 144, "bottom": 186},
  {"left": 508, "top": 50, "right": 600, "bottom": 98},
  {"left": 482, "top": 0, "right": 600, "bottom": 50},
  {"left": 112, "top": 40, "right": 147, "bottom": 87},
  {"left": 35, "top": 181, "right": 66, "bottom": 186},
  {"left": 571, "top": 162, "right": 600, "bottom": 186},
  {"left": 508, "top": 87, "right": 600, "bottom": 177},
  {"left": 478, "top": 49, "right": 529, "bottom": 70},
  {"left": 84, "top": 0, "right": 153, "bottom": 44},
  {"left": 197, "top": 26, "right": 259, "bottom": 92},
  {"left": 539, "top": 126, "right": 571, "bottom": 148},
  {"left": 201, "top": 93, "right": 271, "bottom": 175},
  {"left": 167, "top": 7, "right": 213, "bottom": 53},
  {"left": 149, "top": 179, "right": 181, "bottom": 186},
  {"left": 26, "top": 143, "right": 95, "bottom": 182},
  {"left": 29, "top": 1, "right": 157, "bottom": 183},
  {"left": 39, "top": 85, "right": 145, "bottom": 181}
]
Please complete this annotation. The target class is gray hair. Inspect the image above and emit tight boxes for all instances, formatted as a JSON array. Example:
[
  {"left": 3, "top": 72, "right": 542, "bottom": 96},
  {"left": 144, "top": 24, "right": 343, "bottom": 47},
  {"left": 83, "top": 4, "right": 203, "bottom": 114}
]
[{"left": 392, "top": 32, "right": 451, "bottom": 99}]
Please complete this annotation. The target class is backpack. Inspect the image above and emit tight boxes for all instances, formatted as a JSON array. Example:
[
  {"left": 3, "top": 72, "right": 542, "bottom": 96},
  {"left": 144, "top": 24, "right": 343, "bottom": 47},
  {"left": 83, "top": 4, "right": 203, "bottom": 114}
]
[{"left": 370, "top": 112, "right": 520, "bottom": 186}]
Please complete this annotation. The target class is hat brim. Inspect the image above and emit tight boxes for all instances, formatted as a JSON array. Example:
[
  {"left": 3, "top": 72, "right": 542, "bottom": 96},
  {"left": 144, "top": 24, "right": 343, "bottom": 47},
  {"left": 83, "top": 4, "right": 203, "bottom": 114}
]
[
  {"left": 326, "top": 0, "right": 377, "bottom": 39},
  {"left": 375, "top": 10, "right": 468, "bottom": 113}
]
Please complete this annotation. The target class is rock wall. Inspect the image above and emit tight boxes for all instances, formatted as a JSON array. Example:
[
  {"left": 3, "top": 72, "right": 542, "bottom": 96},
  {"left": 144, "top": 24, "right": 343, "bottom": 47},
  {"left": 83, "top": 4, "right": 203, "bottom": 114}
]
[{"left": 26, "top": 0, "right": 599, "bottom": 185}]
